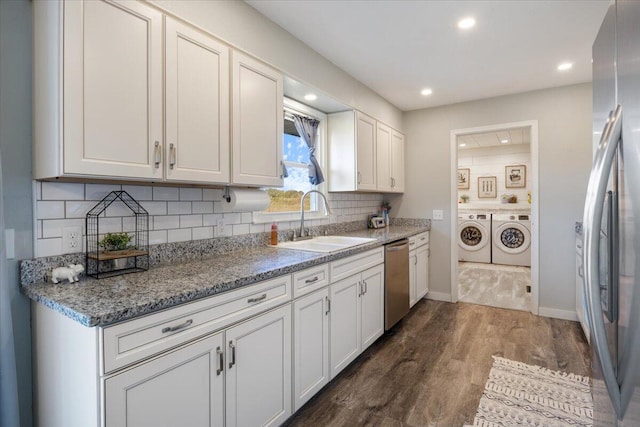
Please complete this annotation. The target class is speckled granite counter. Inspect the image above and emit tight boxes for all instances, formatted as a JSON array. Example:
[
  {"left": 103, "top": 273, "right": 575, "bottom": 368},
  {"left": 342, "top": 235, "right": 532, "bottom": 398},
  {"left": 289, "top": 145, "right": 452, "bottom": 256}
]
[
  {"left": 575, "top": 221, "right": 583, "bottom": 236},
  {"left": 21, "top": 225, "right": 428, "bottom": 327}
]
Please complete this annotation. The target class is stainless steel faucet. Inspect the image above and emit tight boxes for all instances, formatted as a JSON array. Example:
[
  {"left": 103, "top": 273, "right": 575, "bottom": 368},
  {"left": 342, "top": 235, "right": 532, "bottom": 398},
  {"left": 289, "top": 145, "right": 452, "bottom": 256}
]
[{"left": 298, "top": 190, "right": 332, "bottom": 240}]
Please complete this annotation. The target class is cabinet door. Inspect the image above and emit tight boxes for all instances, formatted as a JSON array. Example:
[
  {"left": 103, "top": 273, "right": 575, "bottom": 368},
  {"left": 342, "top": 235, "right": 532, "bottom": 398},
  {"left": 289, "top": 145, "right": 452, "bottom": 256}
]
[
  {"left": 104, "top": 333, "right": 224, "bottom": 427},
  {"left": 329, "top": 274, "right": 361, "bottom": 379},
  {"left": 355, "top": 112, "right": 377, "bottom": 191},
  {"left": 360, "top": 264, "right": 385, "bottom": 350},
  {"left": 165, "top": 18, "right": 230, "bottom": 184},
  {"left": 391, "top": 130, "right": 405, "bottom": 193},
  {"left": 64, "top": 0, "right": 163, "bottom": 179},
  {"left": 232, "top": 51, "right": 284, "bottom": 186},
  {"left": 376, "top": 122, "right": 393, "bottom": 192},
  {"left": 409, "top": 249, "right": 417, "bottom": 308},
  {"left": 293, "top": 288, "right": 330, "bottom": 411},
  {"left": 225, "top": 305, "right": 291, "bottom": 427},
  {"left": 416, "top": 244, "right": 429, "bottom": 300}
]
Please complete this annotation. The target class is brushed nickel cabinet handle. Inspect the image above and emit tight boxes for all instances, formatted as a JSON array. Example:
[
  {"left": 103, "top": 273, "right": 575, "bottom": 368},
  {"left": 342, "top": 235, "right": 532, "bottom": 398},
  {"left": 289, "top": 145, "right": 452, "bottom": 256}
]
[
  {"left": 228, "top": 342, "right": 236, "bottom": 369},
  {"left": 169, "top": 143, "right": 176, "bottom": 169},
  {"left": 305, "top": 276, "right": 319, "bottom": 284},
  {"left": 364, "top": 280, "right": 368, "bottom": 295},
  {"left": 247, "top": 293, "right": 267, "bottom": 303},
  {"left": 357, "top": 171, "right": 362, "bottom": 184},
  {"left": 154, "top": 141, "right": 161, "bottom": 168},
  {"left": 325, "top": 296, "right": 330, "bottom": 315},
  {"left": 161, "top": 319, "right": 193, "bottom": 333},
  {"left": 216, "top": 346, "right": 223, "bottom": 376}
]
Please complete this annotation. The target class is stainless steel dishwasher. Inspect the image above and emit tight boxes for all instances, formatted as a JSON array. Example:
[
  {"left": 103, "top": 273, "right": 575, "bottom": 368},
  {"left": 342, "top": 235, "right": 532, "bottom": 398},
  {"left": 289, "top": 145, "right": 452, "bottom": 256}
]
[{"left": 384, "top": 239, "right": 410, "bottom": 330}]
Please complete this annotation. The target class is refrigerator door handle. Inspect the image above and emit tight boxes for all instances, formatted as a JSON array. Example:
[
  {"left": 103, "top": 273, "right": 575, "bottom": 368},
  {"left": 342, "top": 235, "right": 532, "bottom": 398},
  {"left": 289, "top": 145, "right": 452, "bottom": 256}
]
[{"left": 583, "top": 104, "right": 623, "bottom": 418}]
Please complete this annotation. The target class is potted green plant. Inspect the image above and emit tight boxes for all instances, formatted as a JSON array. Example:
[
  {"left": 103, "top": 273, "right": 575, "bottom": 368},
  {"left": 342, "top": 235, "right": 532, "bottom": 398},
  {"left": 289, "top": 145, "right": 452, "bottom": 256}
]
[{"left": 99, "top": 232, "right": 134, "bottom": 269}]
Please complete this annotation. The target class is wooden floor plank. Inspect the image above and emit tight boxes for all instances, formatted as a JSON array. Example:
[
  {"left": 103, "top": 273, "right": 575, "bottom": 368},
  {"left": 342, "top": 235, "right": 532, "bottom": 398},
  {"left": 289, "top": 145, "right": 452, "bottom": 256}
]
[{"left": 285, "top": 300, "right": 591, "bottom": 427}]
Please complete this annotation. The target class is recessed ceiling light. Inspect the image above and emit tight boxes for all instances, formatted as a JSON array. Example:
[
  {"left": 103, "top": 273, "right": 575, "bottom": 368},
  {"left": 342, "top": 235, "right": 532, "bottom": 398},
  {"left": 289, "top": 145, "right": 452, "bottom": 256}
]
[
  {"left": 501, "top": 139, "right": 509, "bottom": 144},
  {"left": 557, "top": 62, "right": 573, "bottom": 71},
  {"left": 458, "top": 17, "right": 476, "bottom": 29},
  {"left": 420, "top": 88, "right": 433, "bottom": 96},
  {"left": 459, "top": 143, "right": 466, "bottom": 147},
  {"left": 304, "top": 93, "right": 317, "bottom": 101}
]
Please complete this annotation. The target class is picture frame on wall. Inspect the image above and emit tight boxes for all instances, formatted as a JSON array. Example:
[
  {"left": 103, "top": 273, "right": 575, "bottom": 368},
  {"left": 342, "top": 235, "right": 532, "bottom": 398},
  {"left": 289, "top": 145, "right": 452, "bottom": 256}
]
[
  {"left": 457, "top": 168, "right": 470, "bottom": 189},
  {"left": 505, "top": 164, "right": 526, "bottom": 188},
  {"left": 478, "top": 176, "right": 497, "bottom": 198}
]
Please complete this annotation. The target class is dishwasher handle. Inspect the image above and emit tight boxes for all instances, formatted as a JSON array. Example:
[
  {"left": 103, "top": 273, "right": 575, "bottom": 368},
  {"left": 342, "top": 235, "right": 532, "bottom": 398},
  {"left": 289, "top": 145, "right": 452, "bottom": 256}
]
[{"left": 386, "top": 239, "right": 409, "bottom": 251}]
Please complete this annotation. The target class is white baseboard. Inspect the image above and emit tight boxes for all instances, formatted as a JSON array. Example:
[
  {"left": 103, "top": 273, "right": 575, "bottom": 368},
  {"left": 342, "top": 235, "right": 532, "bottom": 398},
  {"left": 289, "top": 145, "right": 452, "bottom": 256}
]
[
  {"left": 425, "top": 291, "right": 451, "bottom": 302},
  {"left": 538, "top": 307, "right": 578, "bottom": 321}
]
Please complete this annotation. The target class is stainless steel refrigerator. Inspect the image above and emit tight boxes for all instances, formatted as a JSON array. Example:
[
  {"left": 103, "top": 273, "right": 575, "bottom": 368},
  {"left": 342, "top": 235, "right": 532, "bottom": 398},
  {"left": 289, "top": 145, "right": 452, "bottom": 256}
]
[{"left": 584, "top": 1, "right": 640, "bottom": 425}]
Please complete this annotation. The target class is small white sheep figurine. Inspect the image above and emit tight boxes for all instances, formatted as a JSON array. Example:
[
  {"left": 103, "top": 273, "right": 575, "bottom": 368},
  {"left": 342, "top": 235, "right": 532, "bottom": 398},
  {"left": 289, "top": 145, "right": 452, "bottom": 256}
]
[{"left": 51, "top": 264, "right": 85, "bottom": 284}]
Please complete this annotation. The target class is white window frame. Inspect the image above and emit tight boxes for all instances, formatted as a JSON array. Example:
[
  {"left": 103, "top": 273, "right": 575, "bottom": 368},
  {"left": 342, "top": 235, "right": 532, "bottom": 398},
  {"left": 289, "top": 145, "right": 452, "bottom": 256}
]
[{"left": 253, "top": 98, "right": 328, "bottom": 224}]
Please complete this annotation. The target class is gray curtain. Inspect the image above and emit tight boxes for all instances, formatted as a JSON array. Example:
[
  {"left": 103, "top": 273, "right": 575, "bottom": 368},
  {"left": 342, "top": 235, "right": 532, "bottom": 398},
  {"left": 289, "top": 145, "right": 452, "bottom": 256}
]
[
  {"left": 0, "top": 149, "right": 20, "bottom": 427},
  {"left": 292, "top": 114, "right": 324, "bottom": 185}
]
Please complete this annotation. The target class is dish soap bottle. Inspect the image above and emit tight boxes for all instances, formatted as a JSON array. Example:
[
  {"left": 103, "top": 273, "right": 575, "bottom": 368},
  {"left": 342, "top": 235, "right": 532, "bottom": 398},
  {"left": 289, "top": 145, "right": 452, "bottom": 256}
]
[{"left": 270, "top": 222, "right": 278, "bottom": 245}]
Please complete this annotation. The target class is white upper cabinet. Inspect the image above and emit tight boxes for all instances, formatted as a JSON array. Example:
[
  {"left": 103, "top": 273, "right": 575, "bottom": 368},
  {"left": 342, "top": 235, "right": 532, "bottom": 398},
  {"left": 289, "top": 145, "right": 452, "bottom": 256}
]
[
  {"left": 376, "top": 122, "right": 393, "bottom": 192},
  {"left": 356, "top": 112, "right": 378, "bottom": 190},
  {"left": 165, "top": 17, "right": 230, "bottom": 183},
  {"left": 231, "top": 51, "right": 284, "bottom": 187},
  {"left": 390, "top": 129, "right": 405, "bottom": 193},
  {"left": 35, "top": 0, "right": 164, "bottom": 180}
]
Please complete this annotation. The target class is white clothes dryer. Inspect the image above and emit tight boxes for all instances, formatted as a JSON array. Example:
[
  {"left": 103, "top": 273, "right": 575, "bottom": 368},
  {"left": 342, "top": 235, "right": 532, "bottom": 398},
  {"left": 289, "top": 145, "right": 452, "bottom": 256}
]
[
  {"left": 458, "top": 213, "right": 492, "bottom": 263},
  {"left": 492, "top": 214, "right": 531, "bottom": 267}
]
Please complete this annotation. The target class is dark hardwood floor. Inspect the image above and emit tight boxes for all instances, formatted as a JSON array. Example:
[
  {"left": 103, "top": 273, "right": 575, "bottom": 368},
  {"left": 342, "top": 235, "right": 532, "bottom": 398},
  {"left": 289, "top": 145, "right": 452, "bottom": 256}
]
[{"left": 285, "top": 300, "right": 591, "bottom": 427}]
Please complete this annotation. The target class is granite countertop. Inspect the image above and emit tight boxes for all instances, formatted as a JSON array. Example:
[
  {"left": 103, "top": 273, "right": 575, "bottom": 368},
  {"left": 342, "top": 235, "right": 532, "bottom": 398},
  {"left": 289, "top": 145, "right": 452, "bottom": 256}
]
[
  {"left": 22, "top": 225, "right": 428, "bottom": 327},
  {"left": 575, "top": 222, "right": 583, "bottom": 236}
]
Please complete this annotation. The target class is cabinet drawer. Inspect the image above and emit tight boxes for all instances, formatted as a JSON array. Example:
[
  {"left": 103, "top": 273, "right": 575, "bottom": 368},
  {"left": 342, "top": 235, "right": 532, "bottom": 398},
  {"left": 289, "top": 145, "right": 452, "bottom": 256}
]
[
  {"left": 102, "top": 275, "right": 292, "bottom": 374},
  {"left": 330, "top": 247, "right": 384, "bottom": 282},
  {"left": 293, "top": 264, "right": 329, "bottom": 298},
  {"left": 415, "top": 232, "right": 429, "bottom": 247}
]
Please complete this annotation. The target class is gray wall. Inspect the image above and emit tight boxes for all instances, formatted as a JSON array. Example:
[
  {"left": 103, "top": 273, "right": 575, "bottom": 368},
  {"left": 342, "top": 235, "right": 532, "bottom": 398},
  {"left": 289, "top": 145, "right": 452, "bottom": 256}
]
[
  {"left": 399, "top": 83, "right": 592, "bottom": 315},
  {"left": 0, "top": 0, "right": 34, "bottom": 426}
]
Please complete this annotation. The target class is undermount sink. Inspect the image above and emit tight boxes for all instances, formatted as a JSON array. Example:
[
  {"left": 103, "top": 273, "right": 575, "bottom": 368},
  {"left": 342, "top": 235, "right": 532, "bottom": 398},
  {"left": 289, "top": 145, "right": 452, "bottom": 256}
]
[{"left": 275, "top": 236, "right": 377, "bottom": 253}]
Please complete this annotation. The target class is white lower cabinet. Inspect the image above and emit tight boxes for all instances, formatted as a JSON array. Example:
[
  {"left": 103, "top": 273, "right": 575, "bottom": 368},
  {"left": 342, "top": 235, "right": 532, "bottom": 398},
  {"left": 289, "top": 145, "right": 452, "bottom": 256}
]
[
  {"left": 225, "top": 305, "right": 291, "bottom": 427},
  {"left": 105, "top": 333, "right": 225, "bottom": 427},
  {"left": 416, "top": 243, "right": 430, "bottom": 300},
  {"left": 409, "top": 248, "right": 418, "bottom": 307},
  {"left": 293, "top": 288, "right": 330, "bottom": 411},
  {"left": 329, "top": 263, "right": 384, "bottom": 379}
]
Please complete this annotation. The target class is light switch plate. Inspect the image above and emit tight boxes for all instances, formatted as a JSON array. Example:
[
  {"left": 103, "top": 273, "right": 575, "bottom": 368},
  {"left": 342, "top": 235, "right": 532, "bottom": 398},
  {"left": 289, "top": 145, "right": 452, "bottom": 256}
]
[{"left": 433, "top": 210, "right": 444, "bottom": 220}]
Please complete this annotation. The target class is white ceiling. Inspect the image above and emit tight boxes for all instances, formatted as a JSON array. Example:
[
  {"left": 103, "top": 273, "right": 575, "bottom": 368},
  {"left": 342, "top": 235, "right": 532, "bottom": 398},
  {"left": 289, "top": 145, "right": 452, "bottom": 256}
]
[
  {"left": 458, "top": 127, "right": 530, "bottom": 150},
  {"left": 247, "top": 0, "right": 610, "bottom": 111}
]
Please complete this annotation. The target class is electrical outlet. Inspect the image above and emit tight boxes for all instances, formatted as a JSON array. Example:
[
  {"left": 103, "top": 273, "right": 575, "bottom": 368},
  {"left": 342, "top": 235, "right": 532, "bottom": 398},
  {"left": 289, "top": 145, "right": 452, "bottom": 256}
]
[
  {"left": 63, "top": 226, "right": 82, "bottom": 253},
  {"left": 433, "top": 210, "right": 444, "bottom": 220},
  {"left": 216, "top": 217, "right": 227, "bottom": 237}
]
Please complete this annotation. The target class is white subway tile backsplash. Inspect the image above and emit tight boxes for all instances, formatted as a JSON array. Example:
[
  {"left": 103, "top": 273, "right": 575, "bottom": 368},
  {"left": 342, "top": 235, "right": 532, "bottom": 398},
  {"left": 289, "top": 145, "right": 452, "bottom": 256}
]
[
  {"left": 202, "top": 213, "right": 221, "bottom": 227},
  {"left": 36, "top": 220, "right": 43, "bottom": 239},
  {"left": 168, "top": 202, "right": 192, "bottom": 215},
  {"left": 105, "top": 203, "right": 133, "bottom": 218},
  {"left": 223, "top": 212, "right": 241, "bottom": 225},
  {"left": 250, "top": 223, "right": 266, "bottom": 234},
  {"left": 85, "top": 183, "right": 121, "bottom": 200},
  {"left": 241, "top": 212, "right": 252, "bottom": 224},
  {"left": 99, "top": 217, "right": 123, "bottom": 234},
  {"left": 42, "top": 218, "right": 84, "bottom": 238},
  {"left": 41, "top": 182, "right": 84, "bottom": 200},
  {"left": 153, "top": 215, "right": 180, "bottom": 230},
  {"left": 122, "top": 185, "right": 153, "bottom": 201},
  {"left": 37, "top": 201, "right": 65, "bottom": 219},
  {"left": 192, "top": 226, "right": 214, "bottom": 240},
  {"left": 37, "top": 238, "right": 63, "bottom": 257},
  {"left": 168, "top": 228, "right": 192, "bottom": 243},
  {"left": 65, "top": 201, "right": 97, "bottom": 219},
  {"left": 149, "top": 230, "right": 167, "bottom": 245},
  {"left": 192, "top": 201, "right": 214, "bottom": 214},
  {"left": 153, "top": 187, "right": 179, "bottom": 201},
  {"left": 232, "top": 223, "right": 250, "bottom": 236},
  {"left": 179, "top": 188, "right": 202, "bottom": 201},
  {"left": 203, "top": 188, "right": 222, "bottom": 201},
  {"left": 36, "top": 182, "right": 42, "bottom": 200},
  {"left": 141, "top": 201, "right": 167, "bottom": 216},
  {"left": 180, "top": 214, "right": 202, "bottom": 228}
]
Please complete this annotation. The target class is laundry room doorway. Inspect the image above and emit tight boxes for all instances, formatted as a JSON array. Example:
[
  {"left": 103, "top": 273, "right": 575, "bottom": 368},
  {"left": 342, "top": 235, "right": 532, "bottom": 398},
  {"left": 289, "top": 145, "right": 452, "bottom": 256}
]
[{"left": 450, "top": 121, "right": 539, "bottom": 314}]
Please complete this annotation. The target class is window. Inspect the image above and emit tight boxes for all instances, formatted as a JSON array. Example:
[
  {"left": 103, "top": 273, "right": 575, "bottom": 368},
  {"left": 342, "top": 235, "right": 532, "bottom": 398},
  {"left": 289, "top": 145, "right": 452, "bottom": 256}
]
[{"left": 255, "top": 98, "right": 327, "bottom": 222}]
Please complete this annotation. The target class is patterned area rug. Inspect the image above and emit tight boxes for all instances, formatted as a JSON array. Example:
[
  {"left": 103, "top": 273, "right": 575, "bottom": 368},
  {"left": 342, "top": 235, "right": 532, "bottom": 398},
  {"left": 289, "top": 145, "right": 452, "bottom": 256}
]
[{"left": 471, "top": 356, "right": 593, "bottom": 427}]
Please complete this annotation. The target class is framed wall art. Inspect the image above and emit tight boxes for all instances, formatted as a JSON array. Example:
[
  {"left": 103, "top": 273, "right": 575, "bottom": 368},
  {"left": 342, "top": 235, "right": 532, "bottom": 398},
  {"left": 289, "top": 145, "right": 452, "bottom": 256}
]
[
  {"left": 457, "top": 168, "right": 470, "bottom": 189},
  {"left": 505, "top": 164, "right": 526, "bottom": 188},
  {"left": 478, "top": 176, "right": 497, "bottom": 198}
]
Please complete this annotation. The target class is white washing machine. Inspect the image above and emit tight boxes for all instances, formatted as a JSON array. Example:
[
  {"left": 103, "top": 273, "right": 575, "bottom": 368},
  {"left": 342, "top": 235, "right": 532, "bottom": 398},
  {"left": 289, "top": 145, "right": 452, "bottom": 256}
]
[
  {"left": 458, "top": 213, "right": 492, "bottom": 263},
  {"left": 492, "top": 214, "right": 531, "bottom": 267}
]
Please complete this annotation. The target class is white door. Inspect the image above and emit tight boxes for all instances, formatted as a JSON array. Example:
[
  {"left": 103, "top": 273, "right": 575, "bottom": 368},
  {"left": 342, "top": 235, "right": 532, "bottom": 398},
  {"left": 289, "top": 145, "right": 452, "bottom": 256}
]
[
  {"left": 231, "top": 51, "right": 284, "bottom": 187},
  {"left": 376, "top": 122, "right": 392, "bottom": 192},
  {"left": 165, "top": 17, "right": 230, "bottom": 184},
  {"left": 225, "top": 305, "right": 291, "bottom": 427},
  {"left": 293, "top": 288, "right": 329, "bottom": 411},
  {"left": 329, "top": 274, "right": 361, "bottom": 379},
  {"left": 360, "top": 264, "right": 384, "bottom": 350},
  {"left": 63, "top": 0, "right": 163, "bottom": 179},
  {"left": 416, "top": 244, "right": 429, "bottom": 299},
  {"left": 104, "top": 333, "right": 224, "bottom": 427},
  {"left": 391, "top": 130, "right": 405, "bottom": 193},
  {"left": 355, "top": 112, "right": 377, "bottom": 191},
  {"left": 409, "top": 249, "right": 417, "bottom": 307}
]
